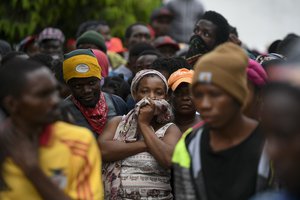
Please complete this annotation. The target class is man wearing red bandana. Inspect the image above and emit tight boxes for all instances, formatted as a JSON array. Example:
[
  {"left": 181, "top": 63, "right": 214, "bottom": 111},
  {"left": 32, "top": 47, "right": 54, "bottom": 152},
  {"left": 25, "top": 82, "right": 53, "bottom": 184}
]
[{"left": 62, "top": 49, "right": 127, "bottom": 137}]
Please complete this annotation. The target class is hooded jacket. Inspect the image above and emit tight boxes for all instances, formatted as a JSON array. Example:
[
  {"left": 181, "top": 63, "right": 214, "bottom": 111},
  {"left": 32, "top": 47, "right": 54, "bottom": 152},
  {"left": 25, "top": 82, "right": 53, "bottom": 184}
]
[{"left": 172, "top": 122, "right": 273, "bottom": 199}]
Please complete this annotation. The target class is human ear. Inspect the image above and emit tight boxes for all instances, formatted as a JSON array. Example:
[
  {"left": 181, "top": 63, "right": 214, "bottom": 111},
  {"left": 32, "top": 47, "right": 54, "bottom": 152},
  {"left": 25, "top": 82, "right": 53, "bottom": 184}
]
[{"left": 2, "top": 96, "right": 19, "bottom": 115}]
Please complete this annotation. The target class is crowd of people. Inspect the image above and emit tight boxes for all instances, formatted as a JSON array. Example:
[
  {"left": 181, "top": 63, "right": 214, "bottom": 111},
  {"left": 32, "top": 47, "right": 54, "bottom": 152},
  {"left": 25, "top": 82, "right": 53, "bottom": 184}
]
[{"left": 1, "top": 1, "right": 300, "bottom": 200}]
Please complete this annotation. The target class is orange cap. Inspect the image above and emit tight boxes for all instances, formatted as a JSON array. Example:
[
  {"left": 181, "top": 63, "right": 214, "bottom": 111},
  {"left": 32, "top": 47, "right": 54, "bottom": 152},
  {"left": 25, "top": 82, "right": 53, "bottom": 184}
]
[
  {"left": 168, "top": 68, "right": 194, "bottom": 91},
  {"left": 106, "top": 37, "right": 125, "bottom": 53}
]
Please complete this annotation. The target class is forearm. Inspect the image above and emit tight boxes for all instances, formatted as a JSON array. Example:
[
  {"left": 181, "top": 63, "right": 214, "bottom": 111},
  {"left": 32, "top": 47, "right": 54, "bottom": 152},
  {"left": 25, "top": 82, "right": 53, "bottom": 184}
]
[
  {"left": 100, "top": 140, "right": 147, "bottom": 162},
  {"left": 139, "top": 124, "right": 173, "bottom": 169},
  {"left": 24, "top": 166, "right": 71, "bottom": 200}
]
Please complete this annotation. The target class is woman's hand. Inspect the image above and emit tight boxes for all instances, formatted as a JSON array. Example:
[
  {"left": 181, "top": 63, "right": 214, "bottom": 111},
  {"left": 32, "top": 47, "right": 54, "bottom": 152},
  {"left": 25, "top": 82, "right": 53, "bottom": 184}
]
[{"left": 138, "top": 98, "right": 156, "bottom": 126}]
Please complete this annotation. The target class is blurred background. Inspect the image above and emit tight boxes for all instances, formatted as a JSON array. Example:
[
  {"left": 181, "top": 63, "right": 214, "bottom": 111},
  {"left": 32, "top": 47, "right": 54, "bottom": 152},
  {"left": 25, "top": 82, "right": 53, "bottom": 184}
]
[
  {"left": 202, "top": 0, "right": 300, "bottom": 52},
  {"left": 1, "top": 0, "right": 299, "bottom": 52}
]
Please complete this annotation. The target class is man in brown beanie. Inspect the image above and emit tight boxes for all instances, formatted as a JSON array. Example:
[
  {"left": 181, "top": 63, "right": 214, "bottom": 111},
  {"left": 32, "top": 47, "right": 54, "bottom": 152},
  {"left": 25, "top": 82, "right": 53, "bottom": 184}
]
[{"left": 172, "top": 43, "right": 272, "bottom": 200}]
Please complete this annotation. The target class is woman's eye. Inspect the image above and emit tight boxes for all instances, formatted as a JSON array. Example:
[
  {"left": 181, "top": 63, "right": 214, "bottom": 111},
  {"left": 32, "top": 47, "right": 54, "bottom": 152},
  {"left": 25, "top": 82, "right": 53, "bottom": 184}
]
[{"left": 156, "top": 91, "right": 164, "bottom": 96}]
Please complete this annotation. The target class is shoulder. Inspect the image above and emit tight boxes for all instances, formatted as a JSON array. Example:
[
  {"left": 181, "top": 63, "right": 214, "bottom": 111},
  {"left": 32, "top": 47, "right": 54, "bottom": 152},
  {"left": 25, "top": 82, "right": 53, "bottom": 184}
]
[
  {"left": 185, "top": 121, "right": 206, "bottom": 143},
  {"left": 165, "top": 123, "right": 181, "bottom": 133},
  {"left": 61, "top": 96, "right": 77, "bottom": 110},
  {"left": 109, "top": 93, "right": 126, "bottom": 104},
  {"left": 108, "top": 116, "right": 123, "bottom": 125},
  {"left": 52, "top": 121, "right": 95, "bottom": 143},
  {"left": 103, "top": 116, "right": 123, "bottom": 131},
  {"left": 104, "top": 92, "right": 128, "bottom": 115}
]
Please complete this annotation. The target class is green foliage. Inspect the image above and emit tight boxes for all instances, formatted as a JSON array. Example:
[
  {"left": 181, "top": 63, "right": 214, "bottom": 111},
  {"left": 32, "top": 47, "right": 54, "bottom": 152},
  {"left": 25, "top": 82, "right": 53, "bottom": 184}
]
[{"left": 0, "top": 0, "right": 162, "bottom": 44}]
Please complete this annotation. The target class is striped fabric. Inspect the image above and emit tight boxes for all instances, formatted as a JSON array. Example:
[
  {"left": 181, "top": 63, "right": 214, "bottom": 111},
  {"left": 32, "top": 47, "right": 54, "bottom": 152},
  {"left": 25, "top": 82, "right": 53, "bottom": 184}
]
[
  {"left": 38, "top": 27, "right": 65, "bottom": 43},
  {"left": 0, "top": 121, "right": 104, "bottom": 200}
]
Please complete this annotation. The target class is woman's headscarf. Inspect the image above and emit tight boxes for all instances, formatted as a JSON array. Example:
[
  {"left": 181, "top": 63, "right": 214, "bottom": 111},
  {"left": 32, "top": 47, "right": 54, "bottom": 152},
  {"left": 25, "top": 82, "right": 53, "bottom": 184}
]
[
  {"left": 103, "top": 70, "right": 173, "bottom": 199},
  {"left": 130, "top": 69, "right": 168, "bottom": 100}
]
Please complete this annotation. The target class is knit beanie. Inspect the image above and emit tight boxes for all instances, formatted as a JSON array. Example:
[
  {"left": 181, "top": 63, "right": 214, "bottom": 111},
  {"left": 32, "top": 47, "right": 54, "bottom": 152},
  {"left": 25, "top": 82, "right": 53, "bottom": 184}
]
[
  {"left": 63, "top": 49, "right": 102, "bottom": 83},
  {"left": 193, "top": 42, "right": 249, "bottom": 106},
  {"left": 92, "top": 49, "right": 109, "bottom": 78},
  {"left": 247, "top": 59, "right": 268, "bottom": 88},
  {"left": 76, "top": 30, "right": 107, "bottom": 53}
]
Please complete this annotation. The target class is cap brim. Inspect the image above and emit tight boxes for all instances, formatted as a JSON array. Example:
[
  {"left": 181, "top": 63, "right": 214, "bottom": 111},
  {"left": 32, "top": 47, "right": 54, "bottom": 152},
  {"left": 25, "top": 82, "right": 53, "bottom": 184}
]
[
  {"left": 156, "top": 43, "right": 180, "bottom": 51},
  {"left": 171, "top": 78, "right": 193, "bottom": 91}
]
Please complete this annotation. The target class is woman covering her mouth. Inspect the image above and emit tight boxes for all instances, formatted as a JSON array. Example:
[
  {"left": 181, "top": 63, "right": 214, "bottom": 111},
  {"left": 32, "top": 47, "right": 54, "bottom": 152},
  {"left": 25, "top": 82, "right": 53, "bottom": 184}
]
[{"left": 99, "top": 69, "right": 182, "bottom": 199}]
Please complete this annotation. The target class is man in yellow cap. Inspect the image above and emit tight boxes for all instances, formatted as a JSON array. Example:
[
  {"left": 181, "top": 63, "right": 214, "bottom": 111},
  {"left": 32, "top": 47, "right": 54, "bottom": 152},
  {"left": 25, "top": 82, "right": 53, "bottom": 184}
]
[
  {"left": 172, "top": 43, "right": 272, "bottom": 200},
  {"left": 62, "top": 49, "right": 127, "bottom": 137}
]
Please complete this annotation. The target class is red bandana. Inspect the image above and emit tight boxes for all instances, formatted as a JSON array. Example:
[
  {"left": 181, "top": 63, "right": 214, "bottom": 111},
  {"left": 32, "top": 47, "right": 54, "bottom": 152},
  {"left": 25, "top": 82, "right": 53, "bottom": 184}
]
[
  {"left": 39, "top": 124, "right": 53, "bottom": 146},
  {"left": 72, "top": 93, "right": 108, "bottom": 135}
]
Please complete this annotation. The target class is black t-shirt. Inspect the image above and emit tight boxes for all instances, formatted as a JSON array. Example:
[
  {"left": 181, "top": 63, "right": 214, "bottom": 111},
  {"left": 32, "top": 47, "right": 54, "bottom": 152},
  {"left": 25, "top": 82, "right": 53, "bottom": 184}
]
[{"left": 201, "top": 126, "right": 264, "bottom": 200}]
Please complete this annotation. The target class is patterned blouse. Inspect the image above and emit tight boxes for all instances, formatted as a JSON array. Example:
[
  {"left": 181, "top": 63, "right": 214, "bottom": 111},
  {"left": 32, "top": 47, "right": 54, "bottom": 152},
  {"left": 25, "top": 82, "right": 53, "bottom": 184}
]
[{"left": 119, "top": 123, "right": 174, "bottom": 199}]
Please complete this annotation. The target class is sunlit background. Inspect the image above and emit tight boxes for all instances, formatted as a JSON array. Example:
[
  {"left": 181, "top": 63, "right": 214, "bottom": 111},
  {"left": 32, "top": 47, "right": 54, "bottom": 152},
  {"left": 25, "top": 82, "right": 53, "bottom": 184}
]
[{"left": 201, "top": 0, "right": 300, "bottom": 52}]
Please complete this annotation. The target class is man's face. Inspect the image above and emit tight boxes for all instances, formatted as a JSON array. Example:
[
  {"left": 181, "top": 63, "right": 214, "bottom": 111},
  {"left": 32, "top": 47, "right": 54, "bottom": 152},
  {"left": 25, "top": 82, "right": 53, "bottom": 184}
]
[
  {"left": 262, "top": 90, "right": 300, "bottom": 192},
  {"left": 134, "top": 55, "right": 158, "bottom": 74},
  {"left": 39, "top": 39, "right": 63, "bottom": 60},
  {"left": 151, "top": 16, "right": 172, "bottom": 37},
  {"left": 193, "top": 19, "right": 217, "bottom": 50},
  {"left": 97, "top": 25, "right": 111, "bottom": 41},
  {"left": 68, "top": 77, "right": 101, "bottom": 107},
  {"left": 172, "top": 83, "right": 196, "bottom": 115},
  {"left": 14, "top": 68, "right": 61, "bottom": 126},
  {"left": 192, "top": 83, "right": 240, "bottom": 129},
  {"left": 127, "top": 25, "right": 151, "bottom": 48}
]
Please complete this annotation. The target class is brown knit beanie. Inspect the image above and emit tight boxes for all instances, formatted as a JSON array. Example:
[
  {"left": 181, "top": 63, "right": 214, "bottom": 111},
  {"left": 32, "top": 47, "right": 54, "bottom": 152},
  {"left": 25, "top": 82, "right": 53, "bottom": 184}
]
[{"left": 192, "top": 42, "right": 249, "bottom": 106}]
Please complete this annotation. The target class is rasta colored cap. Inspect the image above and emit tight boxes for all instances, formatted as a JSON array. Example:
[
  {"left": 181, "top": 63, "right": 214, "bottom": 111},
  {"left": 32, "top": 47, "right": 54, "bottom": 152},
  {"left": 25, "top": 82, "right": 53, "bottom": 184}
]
[{"left": 63, "top": 49, "right": 102, "bottom": 83}]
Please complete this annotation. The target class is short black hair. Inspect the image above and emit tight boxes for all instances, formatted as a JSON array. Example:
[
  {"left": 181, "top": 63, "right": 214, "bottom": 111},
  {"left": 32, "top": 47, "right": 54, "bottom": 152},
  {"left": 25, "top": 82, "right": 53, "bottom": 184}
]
[
  {"left": 268, "top": 40, "right": 281, "bottom": 54},
  {"left": 0, "top": 57, "right": 45, "bottom": 103},
  {"left": 31, "top": 53, "right": 55, "bottom": 71},
  {"left": 201, "top": 11, "right": 230, "bottom": 45},
  {"left": 0, "top": 51, "right": 29, "bottom": 66},
  {"left": 51, "top": 59, "right": 64, "bottom": 84},
  {"left": 102, "top": 76, "right": 130, "bottom": 100},
  {"left": 151, "top": 57, "right": 192, "bottom": 76},
  {"left": 277, "top": 33, "right": 300, "bottom": 58},
  {"left": 229, "top": 25, "right": 238, "bottom": 37},
  {"left": 138, "top": 50, "right": 162, "bottom": 58},
  {"left": 129, "top": 42, "right": 155, "bottom": 59},
  {"left": 76, "top": 20, "right": 103, "bottom": 38},
  {"left": 125, "top": 22, "right": 148, "bottom": 39}
]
